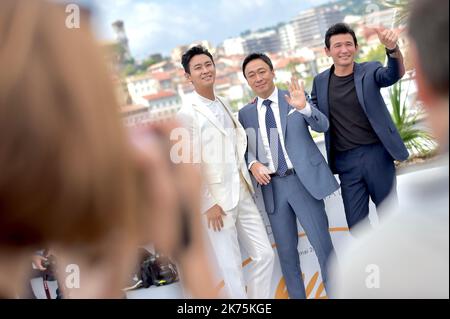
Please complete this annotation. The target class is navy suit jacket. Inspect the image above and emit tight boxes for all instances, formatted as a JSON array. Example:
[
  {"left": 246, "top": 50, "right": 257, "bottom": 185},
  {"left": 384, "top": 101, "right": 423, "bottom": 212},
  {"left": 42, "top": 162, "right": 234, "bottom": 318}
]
[
  {"left": 311, "top": 56, "right": 409, "bottom": 173},
  {"left": 238, "top": 89, "right": 339, "bottom": 214}
]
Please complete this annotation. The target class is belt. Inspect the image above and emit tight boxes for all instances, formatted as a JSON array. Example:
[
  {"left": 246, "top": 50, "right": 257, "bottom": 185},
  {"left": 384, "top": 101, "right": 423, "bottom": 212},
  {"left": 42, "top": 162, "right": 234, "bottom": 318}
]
[{"left": 269, "top": 168, "right": 296, "bottom": 178}]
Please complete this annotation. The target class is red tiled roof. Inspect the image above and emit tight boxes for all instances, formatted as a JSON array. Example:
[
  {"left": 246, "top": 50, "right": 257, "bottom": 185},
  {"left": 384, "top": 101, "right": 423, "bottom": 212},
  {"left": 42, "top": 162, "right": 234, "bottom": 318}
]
[
  {"left": 174, "top": 68, "right": 185, "bottom": 77},
  {"left": 120, "top": 104, "right": 148, "bottom": 113},
  {"left": 275, "top": 57, "right": 306, "bottom": 69},
  {"left": 143, "top": 90, "right": 177, "bottom": 101},
  {"left": 151, "top": 72, "right": 172, "bottom": 81},
  {"left": 220, "top": 66, "right": 241, "bottom": 74},
  {"left": 225, "top": 54, "right": 245, "bottom": 61}
]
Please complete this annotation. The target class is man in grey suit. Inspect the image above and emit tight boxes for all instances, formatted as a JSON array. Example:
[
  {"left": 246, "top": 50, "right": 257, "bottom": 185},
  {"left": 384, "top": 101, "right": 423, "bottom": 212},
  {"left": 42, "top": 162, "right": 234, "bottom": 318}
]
[{"left": 238, "top": 53, "right": 339, "bottom": 299}]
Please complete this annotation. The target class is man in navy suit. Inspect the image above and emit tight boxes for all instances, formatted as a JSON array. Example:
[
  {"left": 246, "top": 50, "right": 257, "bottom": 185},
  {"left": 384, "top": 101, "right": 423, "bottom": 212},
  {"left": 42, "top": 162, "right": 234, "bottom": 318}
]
[
  {"left": 239, "top": 53, "right": 339, "bottom": 299},
  {"left": 311, "top": 23, "right": 409, "bottom": 231}
]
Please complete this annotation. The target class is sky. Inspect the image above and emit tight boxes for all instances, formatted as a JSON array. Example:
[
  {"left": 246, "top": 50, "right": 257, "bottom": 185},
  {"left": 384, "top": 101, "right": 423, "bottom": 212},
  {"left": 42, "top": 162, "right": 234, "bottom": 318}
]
[{"left": 72, "top": 0, "right": 330, "bottom": 60}]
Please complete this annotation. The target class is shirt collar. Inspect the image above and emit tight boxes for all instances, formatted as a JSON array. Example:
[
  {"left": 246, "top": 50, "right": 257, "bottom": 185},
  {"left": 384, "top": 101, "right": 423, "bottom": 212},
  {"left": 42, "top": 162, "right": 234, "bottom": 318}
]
[
  {"left": 194, "top": 90, "right": 218, "bottom": 108},
  {"left": 257, "top": 87, "right": 278, "bottom": 110}
]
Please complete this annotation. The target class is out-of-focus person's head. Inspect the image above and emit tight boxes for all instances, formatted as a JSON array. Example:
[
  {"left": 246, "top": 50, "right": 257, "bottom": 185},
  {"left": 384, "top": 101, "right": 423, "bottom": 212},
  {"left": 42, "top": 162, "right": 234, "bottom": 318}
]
[
  {"left": 181, "top": 46, "right": 216, "bottom": 91},
  {"left": 409, "top": 0, "right": 449, "bottom": 148},
  {"left": 242, "top": 53, "right": 276, "bottom": 99},
  {"left": 0, "top": 0, "right": 218, "bottom": 298},
  {"left": 0, "top": 0, "right": 138, "bottom": 268}
]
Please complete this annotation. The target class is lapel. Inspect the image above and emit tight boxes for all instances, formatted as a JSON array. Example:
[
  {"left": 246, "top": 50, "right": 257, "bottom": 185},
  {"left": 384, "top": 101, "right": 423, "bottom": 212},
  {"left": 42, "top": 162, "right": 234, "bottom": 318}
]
[
  {"left": 218, "top": 96, "right": 248, "bottom": 160},
  {"left": 192, "top": 98, "right": 227, "bottom": 136},
  {"left": 321, "top": 68, "right": 332, "bottom": 118},
  {"left": 217, "top": 97, "right": 239, "bottom": 130},
  {"left": 249, "top": 98, "right": 260, "bottom": 132},
  {"left": 247, "top": 98, "right": 268, "bottom": 165},
  {"left": 353, "top": 62, "right": 368, "bottom": 114},
  {"left": 277, "top": 89, "right": 290, "bottom": 139}
]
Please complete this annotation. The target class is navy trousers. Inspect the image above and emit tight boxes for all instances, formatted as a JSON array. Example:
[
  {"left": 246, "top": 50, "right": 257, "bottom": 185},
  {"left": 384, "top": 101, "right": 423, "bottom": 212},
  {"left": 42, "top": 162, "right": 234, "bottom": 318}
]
[
  {"left": 334, "top": 143, "right": 397, "bottom": 231},
  {"left": 265, "top": 173, "right": 336, "bottom": 299}
]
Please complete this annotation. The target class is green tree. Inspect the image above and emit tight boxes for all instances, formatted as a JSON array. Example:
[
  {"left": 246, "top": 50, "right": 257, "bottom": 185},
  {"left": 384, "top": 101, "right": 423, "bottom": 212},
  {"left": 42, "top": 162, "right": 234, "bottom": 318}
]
[
  {"left": 230, "top": 89, "right": 255, "bottom": 112},
  {"left": 123, "top": 64, "right": 138, "bottom": 76},
  {"left": 389, "top": 81, "right": 436, "bottom": 156},
  {"left": 286, "top": 61, "right": 300, "bottom": 77},
  {"left": 276, "top": 76, "right": 313, "bottom": 93},
  {"left": 140, "top": 57, "right": 157, "bottom": 71},
  {"left": 302, "top": 75, "right": 314, "bottom": 93},
  {"left": 358, "top": 44, "right": 386, "bottom": 64},
  {"left": 276, "top": 82, "right": 289, "bottom": 91}
]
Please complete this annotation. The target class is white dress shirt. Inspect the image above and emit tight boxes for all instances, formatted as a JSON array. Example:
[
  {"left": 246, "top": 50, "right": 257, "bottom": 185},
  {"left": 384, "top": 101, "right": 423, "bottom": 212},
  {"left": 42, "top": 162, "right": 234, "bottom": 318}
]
[
  {"left": 194, "top": 92, "right": 229, "bottom": 127},
  {"left": 250, "top": 87, "right": 312, "bottom": 173},
  {"left": 194, "top": 91, "right": 239, "bottom": 170},
  {"left": 194, "top": 91, "right": 237, "bottom": 147}
]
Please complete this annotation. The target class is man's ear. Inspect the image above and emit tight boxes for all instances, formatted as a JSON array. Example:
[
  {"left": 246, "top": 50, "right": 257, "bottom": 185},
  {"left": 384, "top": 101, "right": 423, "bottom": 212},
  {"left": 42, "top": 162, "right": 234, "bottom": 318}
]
[
  {"left": 184, "top": 72, "right": 191, "bottom": 82},
  {"left": 325, "top": 47, "right": 331, "bottom": 57}
]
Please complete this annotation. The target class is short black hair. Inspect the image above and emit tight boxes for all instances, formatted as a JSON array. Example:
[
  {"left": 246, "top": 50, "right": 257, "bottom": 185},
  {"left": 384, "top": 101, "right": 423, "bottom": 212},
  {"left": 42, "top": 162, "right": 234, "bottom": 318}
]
[
  {"left": 242, "top": 53, "right": 274, "bottom": 79},
  {"left": 409, "top": 0, "right": 449, "bottom": 96},
  {"left": 325, "top": 23, "right": 358, "bottom": 49},
  {"left": 181, "top": 45, "right": 214, "bottom": 74}
]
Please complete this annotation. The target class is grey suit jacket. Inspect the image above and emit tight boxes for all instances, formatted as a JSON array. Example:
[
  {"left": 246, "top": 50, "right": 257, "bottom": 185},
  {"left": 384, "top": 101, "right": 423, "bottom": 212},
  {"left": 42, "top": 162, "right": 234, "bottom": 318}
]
[{"left": 238, "top": 89, "right": 339, "bottom": 214}]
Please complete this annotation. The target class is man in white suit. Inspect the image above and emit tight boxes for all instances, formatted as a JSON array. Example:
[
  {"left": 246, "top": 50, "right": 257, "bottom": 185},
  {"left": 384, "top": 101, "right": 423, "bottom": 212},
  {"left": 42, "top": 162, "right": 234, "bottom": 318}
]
[{"left": 177, "top": 46, "right": 274, "bottom": 299}]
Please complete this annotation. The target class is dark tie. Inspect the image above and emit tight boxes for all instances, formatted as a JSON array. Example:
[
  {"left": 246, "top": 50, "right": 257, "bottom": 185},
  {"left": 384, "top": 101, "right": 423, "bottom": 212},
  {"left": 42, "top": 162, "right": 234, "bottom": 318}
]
[{"left": 263, "top": 99, "right": 288, "bottom": 176}]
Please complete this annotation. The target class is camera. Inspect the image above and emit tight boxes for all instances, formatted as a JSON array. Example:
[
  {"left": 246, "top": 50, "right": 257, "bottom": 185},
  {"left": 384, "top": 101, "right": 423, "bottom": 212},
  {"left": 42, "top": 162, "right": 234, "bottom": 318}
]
[{"left": 42, "top": 255, "right": 57, "bottom": 281}]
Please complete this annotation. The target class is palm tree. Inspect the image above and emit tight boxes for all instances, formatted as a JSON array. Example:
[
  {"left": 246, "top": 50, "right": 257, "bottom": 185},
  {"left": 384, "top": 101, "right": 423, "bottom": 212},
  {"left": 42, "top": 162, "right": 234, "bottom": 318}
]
[
  {"left": 382, "top": 0, "right": 411, "bottom": 26},
  {"left": 383, "top": 1, "right": 437, "bottom": 157},
  {"left": 389, "top": 80, "right": 437, "bottom": 156}
]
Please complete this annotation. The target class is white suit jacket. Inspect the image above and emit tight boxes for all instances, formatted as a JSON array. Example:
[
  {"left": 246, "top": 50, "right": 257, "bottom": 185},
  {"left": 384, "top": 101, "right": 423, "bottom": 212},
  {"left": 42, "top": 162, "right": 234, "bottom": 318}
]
[{"left": 178, "top": 95, "right": 254, "bottom": 214}]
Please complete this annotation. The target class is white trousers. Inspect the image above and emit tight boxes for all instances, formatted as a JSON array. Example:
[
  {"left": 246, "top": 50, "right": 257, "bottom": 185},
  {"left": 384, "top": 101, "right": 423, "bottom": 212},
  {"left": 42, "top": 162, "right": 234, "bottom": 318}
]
[{"left": 204, "top": 178, "right": 274, "bottom": 299}]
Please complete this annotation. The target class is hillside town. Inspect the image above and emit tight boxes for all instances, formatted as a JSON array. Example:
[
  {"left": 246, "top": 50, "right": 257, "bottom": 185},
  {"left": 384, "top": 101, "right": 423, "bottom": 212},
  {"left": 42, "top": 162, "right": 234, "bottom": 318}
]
[{"left": 103, "top": 3, "right": 411, "bottom": 128}]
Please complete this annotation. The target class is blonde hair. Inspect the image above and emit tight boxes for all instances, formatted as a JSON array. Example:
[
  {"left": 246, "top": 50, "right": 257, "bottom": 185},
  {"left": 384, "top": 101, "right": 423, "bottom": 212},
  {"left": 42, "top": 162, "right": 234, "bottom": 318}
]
[{"left": 0, "top": 0, "right": 138, "bottom": 251}]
